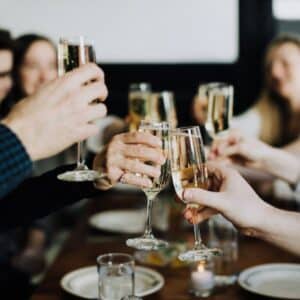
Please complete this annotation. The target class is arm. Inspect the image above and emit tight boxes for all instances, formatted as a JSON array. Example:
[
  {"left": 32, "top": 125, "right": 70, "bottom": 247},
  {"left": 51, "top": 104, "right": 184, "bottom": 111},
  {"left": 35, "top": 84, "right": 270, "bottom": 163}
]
[
  {"left": 0, "top": 124, "right": 32, "bottom": 198},
  {"left": 0, "top": 164, "right": 98, "bottom": 231},
  {"left": 210, "top": 131, "right": 300, "bottom": 184},
  {"left": 183, "top": 163, "right": 300, "bottom": 256}
]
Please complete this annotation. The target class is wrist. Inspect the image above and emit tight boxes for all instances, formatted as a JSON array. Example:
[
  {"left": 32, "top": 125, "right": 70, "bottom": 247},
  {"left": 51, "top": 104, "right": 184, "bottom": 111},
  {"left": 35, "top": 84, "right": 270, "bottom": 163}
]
[
  {"left": 1, "top": 117, "right": 37, "bottom": 161},
  {"left": 245, "top": 203, "right": 279, "bottom": 240}
]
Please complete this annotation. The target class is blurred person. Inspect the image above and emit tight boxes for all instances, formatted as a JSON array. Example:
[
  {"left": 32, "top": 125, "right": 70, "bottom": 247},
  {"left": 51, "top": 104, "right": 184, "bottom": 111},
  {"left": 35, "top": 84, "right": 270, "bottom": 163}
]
[
  {"left": 0, "top": 30, "right": 14, "bottom": 117},
  {"left": 210, "top": 130, "right": 300, "bottom": 185},
  {"left": 0, "top": 130, "right": 164, "bottom": 298},
  {"left": 192, "top": 34, "right": 300, "bottom": 147},
  {"left": 183, "top": 162, "right": 300, "bottom": 257},
  {"left": 0, "top": 62, "right": 107, "bottom": 298}
]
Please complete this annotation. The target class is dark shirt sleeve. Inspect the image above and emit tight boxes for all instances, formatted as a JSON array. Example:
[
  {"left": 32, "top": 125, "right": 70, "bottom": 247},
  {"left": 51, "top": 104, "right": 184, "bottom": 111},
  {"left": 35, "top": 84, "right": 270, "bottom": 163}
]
[
  {"left": 0, "top": 164, "right": 100, "bottom": 232},
  {"left": 0, "top": 124, "right": 32, "bottom": 199}
]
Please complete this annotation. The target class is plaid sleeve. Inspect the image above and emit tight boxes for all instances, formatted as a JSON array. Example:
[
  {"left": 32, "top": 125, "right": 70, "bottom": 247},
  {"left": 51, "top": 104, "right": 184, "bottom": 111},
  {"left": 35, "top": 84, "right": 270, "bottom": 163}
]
[{"left": 0, "top": 124, "right": 32, "bottom": 199}]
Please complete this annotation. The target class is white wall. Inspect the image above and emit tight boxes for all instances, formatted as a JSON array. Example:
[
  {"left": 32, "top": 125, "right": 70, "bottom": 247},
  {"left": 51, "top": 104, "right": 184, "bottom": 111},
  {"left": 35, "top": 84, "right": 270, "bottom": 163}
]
[{"left": 0, "top": 0, "right": 239, "bottom": 63}]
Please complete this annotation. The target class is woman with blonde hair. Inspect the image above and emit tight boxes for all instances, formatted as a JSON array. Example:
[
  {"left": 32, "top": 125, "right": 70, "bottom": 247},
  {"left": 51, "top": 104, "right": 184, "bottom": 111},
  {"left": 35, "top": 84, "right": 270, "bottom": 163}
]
[{"left": 193, "top": 34, "right": 300, "bottom": 147}]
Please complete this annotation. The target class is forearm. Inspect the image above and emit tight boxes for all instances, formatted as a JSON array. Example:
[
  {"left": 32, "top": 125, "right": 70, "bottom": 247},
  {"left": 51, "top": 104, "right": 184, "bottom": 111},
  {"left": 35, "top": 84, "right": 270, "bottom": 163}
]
[
  {"left": 0, "top": 164, "right": 99, "bottom": 231},
  {"left": 260, "top": 147, "right": 300, "bottom": 184},
  {"left": 0, "top": 124, "right": 32, "bottom": 198},
  {"left": 254, "top": 206, "right": 300, "bottom": 256}
]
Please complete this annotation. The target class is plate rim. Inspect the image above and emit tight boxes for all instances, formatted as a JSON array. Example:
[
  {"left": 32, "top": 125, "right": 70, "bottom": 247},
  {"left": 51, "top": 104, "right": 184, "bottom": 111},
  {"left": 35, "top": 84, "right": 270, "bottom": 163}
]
[
  {"left": 88, "top": 209, "right": 145, "bottom": 234},
  {"left": 238, "top": 263, "right": 300, "bottom": 299},
  {"left": 60, "top": 265, "right": 164, "bottom": 299}
]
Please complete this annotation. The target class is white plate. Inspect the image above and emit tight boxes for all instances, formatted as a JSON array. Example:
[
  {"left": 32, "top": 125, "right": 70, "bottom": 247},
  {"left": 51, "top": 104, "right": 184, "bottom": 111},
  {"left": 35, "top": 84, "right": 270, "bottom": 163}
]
[
  {"left": 238, "top": 263, "right": 300, "bottom": 299},
  {"left": 60, "top": 265, "right": 164, "bottom": 299},
  {"left": 89, "top": 210, "right": 146, "bottom": 234}
]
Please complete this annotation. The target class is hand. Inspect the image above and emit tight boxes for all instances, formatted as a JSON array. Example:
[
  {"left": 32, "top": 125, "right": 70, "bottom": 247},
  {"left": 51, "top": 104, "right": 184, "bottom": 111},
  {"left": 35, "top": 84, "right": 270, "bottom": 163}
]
[
  {"left": 2, "top": 63, "right": 108, "bottom": 161},
  {"left": 94, "top": 132, "right": 165, "bottom": 189},
  {"left": 209, "top": 130, "right": 273, "bottom": 169},
  {"left": 183, "top": 162, "right": 272, "bottom": 235}
]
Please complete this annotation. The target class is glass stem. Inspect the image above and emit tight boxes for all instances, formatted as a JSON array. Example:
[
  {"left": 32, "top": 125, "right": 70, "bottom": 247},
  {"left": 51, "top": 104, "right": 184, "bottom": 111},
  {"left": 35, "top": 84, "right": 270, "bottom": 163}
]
[
  {"left": 144, "top": 197, "right": 154, "bottom": 238},
  {"left": 193, "top": 223, "right": 203, "bottom": 249},
  {"left": 76, "top": 141, "right": 86, "bottom": 169}
]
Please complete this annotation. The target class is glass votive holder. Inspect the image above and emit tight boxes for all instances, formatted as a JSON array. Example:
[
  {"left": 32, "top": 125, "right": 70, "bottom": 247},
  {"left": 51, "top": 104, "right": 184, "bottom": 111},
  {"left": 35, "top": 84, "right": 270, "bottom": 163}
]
[
  {"left": 189, "top": 260, "right": 215, "bottom": 297},
  {"left": 97, "top": 253, "right": 135, "bottom": 300}
]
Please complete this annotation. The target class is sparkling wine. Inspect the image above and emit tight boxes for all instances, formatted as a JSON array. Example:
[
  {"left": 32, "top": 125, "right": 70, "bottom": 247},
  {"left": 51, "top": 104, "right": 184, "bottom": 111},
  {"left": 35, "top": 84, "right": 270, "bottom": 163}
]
[
  {"left": 140, "top": 125, "right": 170, "bottom": 200},
  {"left": 128, "top": 90, "right": 151, "bottom": 131},
  {"left": 205, "top": 88, "right": 233, "bottom": 138},
  {"left": 58, "top": 42, "right": 95, "bottom": 75},
  {"left": 171, "top": 165, "right": 208, "bottom": 200}
]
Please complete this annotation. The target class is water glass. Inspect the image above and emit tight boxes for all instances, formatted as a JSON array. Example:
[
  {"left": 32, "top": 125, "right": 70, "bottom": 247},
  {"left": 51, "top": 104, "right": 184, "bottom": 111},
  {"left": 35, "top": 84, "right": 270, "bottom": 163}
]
[
  {"left": 97, "top": 253, "right": 135, "bottom": 300},
  {"left": 208, "top": 214, "right": 238, "bottom": 276}
]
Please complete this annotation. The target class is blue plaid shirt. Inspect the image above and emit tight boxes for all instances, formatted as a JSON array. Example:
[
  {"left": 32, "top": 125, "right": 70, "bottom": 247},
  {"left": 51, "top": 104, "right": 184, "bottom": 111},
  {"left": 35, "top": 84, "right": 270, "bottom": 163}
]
[{"left": 0, "top": 124, "right": 32, "bottom": 199}]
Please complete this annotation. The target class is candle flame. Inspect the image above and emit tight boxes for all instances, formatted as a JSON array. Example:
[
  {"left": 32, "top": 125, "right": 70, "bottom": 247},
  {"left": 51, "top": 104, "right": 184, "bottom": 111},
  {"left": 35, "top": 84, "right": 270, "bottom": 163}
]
[{"left": 197, "top": 263, "right": 205, "bottom": 272}]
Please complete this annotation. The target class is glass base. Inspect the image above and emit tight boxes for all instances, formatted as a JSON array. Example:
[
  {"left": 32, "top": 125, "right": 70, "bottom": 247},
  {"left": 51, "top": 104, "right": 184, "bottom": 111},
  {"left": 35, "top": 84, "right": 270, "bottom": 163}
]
[
  {"left": 178, "top": 245, "right": 222, "bottom": 262},
  {"left": 126, "top": 237, "right": 169, "bottom": 251},
  {"left": 57, "top": 170, "right": 100, "bottom": 182}
]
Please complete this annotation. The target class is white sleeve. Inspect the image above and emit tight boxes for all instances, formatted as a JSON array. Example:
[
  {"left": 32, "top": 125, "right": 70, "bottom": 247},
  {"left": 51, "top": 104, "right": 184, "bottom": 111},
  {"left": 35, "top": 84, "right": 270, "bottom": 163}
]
[{"left": 231, "top": 109, "right": 261, "bottom": 138}]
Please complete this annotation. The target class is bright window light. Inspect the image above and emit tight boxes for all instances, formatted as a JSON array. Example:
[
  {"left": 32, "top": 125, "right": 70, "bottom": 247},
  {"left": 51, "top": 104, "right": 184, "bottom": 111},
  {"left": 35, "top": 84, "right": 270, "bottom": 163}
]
[{"left": 273, "top": 0, "right": 300, "bottom": 20}]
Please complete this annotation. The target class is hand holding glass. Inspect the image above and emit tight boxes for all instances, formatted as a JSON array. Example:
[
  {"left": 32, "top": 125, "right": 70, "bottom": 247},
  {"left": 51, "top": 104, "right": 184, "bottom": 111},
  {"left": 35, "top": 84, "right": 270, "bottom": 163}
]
[{"left": 170, "top": 126, "right": 222, "bottom": 261}]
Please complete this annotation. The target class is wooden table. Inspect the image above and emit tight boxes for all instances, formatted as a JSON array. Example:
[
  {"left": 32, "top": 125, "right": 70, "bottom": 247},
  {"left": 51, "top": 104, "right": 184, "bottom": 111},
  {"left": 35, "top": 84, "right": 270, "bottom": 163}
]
[{"left": 31, "top": 190, "right": 300, "bottom": 300}]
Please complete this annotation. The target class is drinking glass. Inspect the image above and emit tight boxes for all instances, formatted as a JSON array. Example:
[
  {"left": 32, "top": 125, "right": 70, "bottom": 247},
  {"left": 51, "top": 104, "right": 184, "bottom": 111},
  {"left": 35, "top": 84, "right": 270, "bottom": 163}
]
[
  {"left": 57, "top": 36, "right": 100, "bottom": 182},
  {"left": 151, "top": 91, "right": 178, "bottom": 128},
  {"left": 128, "top": 83, "right": 152, "bottom": 132},
  {"left": 197, "top": 82, "right": 233, "bottom": 139},
  {"left": 97, "top": 253, "right": 135, "bottom": 300},
  {"left": 169, "top": 126, "right": 221, "bottom": 261},
  {"left": 126, "top": 120, "right": 170, "bottom": 250},
  {"left": 208, "top": 214, "right": 238, "bottom": 276}
]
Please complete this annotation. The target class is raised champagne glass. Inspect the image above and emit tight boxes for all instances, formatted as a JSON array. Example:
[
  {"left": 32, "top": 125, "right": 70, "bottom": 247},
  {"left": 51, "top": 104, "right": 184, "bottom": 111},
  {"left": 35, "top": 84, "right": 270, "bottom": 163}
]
[
  {"left": 126, "top": 120, "right": 170, "bottom": 250},
  {"left": 128, "top": 83, "right": 152, "bottom": 132},
  {"left": 197, "top": 82, "right": 233, "bottom": 140},
  {"left": 169, "top": 126, "right": 222, "bottom": 261},
  {"left": 57, "top": 36, "right": 100, "bottom": 182},
  {"left": 150, "top": 91, "right": 178, "bottom": 129}
]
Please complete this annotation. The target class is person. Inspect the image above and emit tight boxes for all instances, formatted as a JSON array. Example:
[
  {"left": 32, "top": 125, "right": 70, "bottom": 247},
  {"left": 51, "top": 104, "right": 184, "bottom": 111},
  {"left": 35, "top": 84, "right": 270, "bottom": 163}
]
[
  {"left": 0, "top": 62, "right": 107, "bottom": 198},
  {"left": 12, "top": 34, "right": 57, "bottom": 102},
  {"left": 192, "top": 34, "right": 300, "bottom": 147},
  {"left": 182, "top": 162, "right": 300, "bottom": 257},
  {"left": 0, "top": 30, "right": 14, "bottom": 116},
  {"left": 209, "top": 130, "right": 300, "bottom": 185}
]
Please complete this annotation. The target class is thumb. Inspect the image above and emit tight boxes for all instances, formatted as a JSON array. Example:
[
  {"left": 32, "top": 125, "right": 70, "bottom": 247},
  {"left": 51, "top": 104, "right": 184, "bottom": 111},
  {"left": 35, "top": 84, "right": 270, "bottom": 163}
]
[{"left": 183, "top": 188, "right": 221, "bottom": 210}]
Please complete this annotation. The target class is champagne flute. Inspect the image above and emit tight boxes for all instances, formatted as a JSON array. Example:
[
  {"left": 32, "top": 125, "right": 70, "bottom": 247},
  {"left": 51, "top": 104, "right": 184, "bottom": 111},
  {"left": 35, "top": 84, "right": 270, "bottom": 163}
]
[
  {"left": 169, "top": 126, "right": 221, "bottom": 261},
  {"left": 151, "top": 91, "right": 178, "bottom": 128},
  {"left": 126, "top": 120, "right": 170, "bottom": 250},
  {"left": 57, "top": 36, "right": 100, "bottom": 182},
  {"left": 128, "top": 83, "right": 152, "bottom": 132},
  {"left": 197, "top": 82, "right": 233, "bottom": 139}
]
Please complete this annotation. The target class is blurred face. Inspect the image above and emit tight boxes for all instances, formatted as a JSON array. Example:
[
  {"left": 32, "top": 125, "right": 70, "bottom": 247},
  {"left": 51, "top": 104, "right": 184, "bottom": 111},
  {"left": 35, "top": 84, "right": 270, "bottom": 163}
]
[
  {"left": 20, "top": 40, "right": 57, "bottom": 96},
  {"left": 266, "top": 43, "right": 300, "bottom": 109},
  {"left": 0, "top": 50, "right": 13, "bottom": 102}
]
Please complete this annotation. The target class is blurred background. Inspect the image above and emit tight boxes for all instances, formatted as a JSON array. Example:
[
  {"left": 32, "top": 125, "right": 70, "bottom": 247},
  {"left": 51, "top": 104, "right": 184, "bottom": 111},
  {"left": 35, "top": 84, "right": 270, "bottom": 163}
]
[{"left": 2, "top": 0, "right": 298, "bottom": 125}]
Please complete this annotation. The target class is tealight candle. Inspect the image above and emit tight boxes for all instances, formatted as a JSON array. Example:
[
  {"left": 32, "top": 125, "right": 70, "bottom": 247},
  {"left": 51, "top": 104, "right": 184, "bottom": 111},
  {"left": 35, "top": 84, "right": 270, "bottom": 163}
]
[{"left": 190, "top": 262, "right": 215, "bottom": 297}]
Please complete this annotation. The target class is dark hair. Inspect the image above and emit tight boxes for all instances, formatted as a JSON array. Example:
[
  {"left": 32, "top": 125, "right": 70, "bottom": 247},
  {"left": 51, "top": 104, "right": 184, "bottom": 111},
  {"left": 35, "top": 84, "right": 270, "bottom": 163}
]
[
  {"left": 0, "top": 29, "right": 14, "bottom": 52},
  {"left": 13, "top": 34, "right": 56, "bottom": 100}
]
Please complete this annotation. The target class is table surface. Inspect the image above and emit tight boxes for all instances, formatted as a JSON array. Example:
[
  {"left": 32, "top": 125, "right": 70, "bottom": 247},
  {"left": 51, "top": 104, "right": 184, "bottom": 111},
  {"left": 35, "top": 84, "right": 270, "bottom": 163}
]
[{"left": 31, "top": 190, "right": 300, "bottom": 300}]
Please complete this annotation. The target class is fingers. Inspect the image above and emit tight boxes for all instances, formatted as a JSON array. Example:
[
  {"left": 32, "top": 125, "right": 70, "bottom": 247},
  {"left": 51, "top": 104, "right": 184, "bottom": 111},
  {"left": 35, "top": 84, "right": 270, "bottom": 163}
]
[
  {"left": 63, "top": 63, "right": 105, "bottom": 92},
  {"left": 74, "top": 81, "right": 108, "bottom": 105},
  {"left": 83, "top": 103, "right": 107, "bottom": 122},
  {"left": 119, "top": 158, "right": 161, "bottom": 179},
  {"left": 120, "top": 173, "right": 152, "bottom": 188},
  {"left": 122, "top": 144, "right": 165, "bottom": 164},
  {"left": 183, "top": 207, "right": 217, "bottom": 224},
  {"left": 118, "top": 132, "right": 162, "bottom": 148},
  {"left": 183, "top": 188, "right": 220, "bottom": 210}
]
